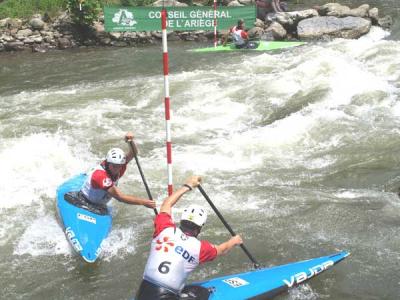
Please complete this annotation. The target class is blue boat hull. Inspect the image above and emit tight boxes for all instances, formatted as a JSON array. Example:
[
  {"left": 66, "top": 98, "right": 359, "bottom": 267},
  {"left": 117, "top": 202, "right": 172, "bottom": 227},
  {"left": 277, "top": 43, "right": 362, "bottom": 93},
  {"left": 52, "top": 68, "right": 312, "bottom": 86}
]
[
  {"left": 188, "top": 251, "right": 349, "bottom": 300},
  {"left": 56, "top": 174, "right": 112, "bottom": 263}
]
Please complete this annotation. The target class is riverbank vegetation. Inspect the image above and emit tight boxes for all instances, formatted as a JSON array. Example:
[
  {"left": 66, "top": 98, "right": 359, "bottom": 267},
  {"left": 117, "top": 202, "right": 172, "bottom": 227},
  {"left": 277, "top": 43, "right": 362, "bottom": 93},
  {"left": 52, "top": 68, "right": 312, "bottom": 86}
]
[{"left": 0, "top": 0, "right": 156, "bottom": 19}]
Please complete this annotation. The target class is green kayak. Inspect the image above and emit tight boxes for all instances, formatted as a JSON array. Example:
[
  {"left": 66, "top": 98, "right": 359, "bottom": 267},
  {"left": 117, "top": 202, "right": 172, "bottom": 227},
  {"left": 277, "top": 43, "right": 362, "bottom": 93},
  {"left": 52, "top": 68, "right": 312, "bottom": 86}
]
[{"left": 190, "top": 41, "right": 305, "bottom": 53}]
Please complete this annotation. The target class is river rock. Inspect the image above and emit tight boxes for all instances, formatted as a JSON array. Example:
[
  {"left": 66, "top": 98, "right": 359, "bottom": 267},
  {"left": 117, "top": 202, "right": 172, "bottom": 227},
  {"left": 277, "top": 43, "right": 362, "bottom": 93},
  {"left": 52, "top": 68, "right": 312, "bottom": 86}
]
[
  {"left": 167, "top": 31, "right": 181, "bottom": 41},
  {"left": 83, "top": 39, "right": 96, "bottom": 46},
  {"left": 109, "top": 32, "right": 121, "bottom": 39},
  {"left": 0, "top": 34, "right": 14, "bottom": 42},
  {"left": 227, "top": 1, "right": 244, "bottom": 7},
  {"left": 31, "top": 44, "right": 48, "bottom": 53},
  {"left": 151, "top": 31, "right": 163, "bottom": 39},
  {"left": 44, "top": 36, "right": 55, "bottom": 43},
  {"left": 248, "top": 26, "right": 264, "bottom": 39},
  {"left": 298, "top": 16, "right": 371, "bottom": 39},
  {"left": 180, "top": 32, "right": 195, "bottom": 41},
  {"left": 23, "top": 38, "right": 35, "bottom": 44},
  {"left": 6, "top": 18, "right": 23, "bottom": 30},
  {"left": 33, "top": 36, "right": 43, "bottom": 43},
  {"left": 318, "top": 3, "right": 369, "bottom": 18},
  {"left": 349, "top": 4, "right": 370, "bottom": 17},
  {"left": 111, "top": 41, "right": 128, "bottom": 47},
  {"left": 100, "top": 37, "right": 112, "bottom": 45},
  {"left": 16, "top": 29, "right": 33, "bottom": 38},
  {"left": 123, "top": 32, "right": 137, "bottom": 39},
  {"left": 152, "top": 0, "right": 188, "bottom": 7},
  {"left": 0, "top": 18, "right": 9, "bottom": 28},
  {"left": 254, "top": 18, "right": 265, "bottom": 28},
  {"left": 238, "top": 0, "right": 253, "bottom": 5},
  {"left": 368, "top": 8, "right": 379, "bottom": 24},
  {"left": 265, "top": 21, "right": 287, "bottom": 40},
  {"left": 196, "top": 34, "right": 208, "bottom": 42},
  {"left": 269, "top": 9, "right": 319, "bottom": 27},
  {"left": 377, "top": 15, "right": 392, "bottom": 29},
  {"left": 4, "top": 41, "right": 25, "bottom": 51},
  {"left": 29, "top": 18, "right": 45, "bottom": 30},
  {"left": 58, "top": 37, "right": 72, "bottom": 49},
  {"left": 41, "top": 31, "right": 54, "bottom": 39}
]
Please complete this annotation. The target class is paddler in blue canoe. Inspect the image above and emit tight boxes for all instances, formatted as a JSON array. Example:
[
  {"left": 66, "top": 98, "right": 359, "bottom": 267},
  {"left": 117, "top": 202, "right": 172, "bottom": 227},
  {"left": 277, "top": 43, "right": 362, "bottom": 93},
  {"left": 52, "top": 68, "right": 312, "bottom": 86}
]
[
  {"left": 135, "top": 176, "right": 243, "bottom": 300},
  {"left": 79, "top": 132, "right": 156, "bottom": 209}
]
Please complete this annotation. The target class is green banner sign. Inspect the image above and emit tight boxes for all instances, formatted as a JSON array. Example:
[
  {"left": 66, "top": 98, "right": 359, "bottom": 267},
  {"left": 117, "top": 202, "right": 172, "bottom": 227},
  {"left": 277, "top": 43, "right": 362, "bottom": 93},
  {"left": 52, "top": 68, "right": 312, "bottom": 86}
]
[{"left": 104, "top": 6, "right": 256, "bottom": 32}]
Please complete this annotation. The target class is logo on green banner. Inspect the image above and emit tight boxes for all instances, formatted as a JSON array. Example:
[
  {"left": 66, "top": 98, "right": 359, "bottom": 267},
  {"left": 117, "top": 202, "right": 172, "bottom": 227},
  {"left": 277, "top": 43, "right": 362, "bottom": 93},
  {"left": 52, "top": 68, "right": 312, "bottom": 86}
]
[{"left": 112, "top": 9, "right": 137, "bottom": 27}]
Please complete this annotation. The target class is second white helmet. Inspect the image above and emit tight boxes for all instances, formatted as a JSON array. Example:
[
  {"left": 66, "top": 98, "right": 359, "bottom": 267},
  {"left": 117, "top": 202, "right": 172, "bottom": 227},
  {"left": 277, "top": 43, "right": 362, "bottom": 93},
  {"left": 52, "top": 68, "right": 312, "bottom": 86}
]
[
  {"left": 181, "top": 205, "right": 207, "bottom": 227},
  {"left": 106, "top": 148, "right": 126, "bottom": 165}
]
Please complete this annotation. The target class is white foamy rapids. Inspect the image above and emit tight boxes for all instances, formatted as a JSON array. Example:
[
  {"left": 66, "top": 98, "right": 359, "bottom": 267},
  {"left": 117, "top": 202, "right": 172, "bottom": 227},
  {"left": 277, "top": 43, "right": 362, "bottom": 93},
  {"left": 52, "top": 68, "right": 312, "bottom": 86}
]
[
  {"left": 288, "top": 283, "right": 320, "bottom": 300},
  {"left": 14, "top": 215, "right": 140, "bottom": 259},
  {"left": 152, "top": 33, "right": 398, "bottom": 174},
  {"left": 333, "top": 189, "right": 384, "bottom": 199},
  {"left": 13, "top": 215, "right": 71, "bottom": 256},
  {"left": 0, "top": 133, "right": 90, "bottom": 209},
  {"left": 100, "top": 226, "right": 139, "bottom": 261}
]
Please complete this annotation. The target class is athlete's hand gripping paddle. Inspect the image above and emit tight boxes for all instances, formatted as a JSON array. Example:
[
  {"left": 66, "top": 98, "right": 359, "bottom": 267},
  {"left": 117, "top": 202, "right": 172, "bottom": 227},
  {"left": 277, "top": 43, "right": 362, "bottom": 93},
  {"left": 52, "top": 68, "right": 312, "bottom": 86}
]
[
  {"left": 197, "top": 184, "right": 260, "bottom": 269},
  {"left": 128, "top": 140, "right": 158, "bottom": 215}
]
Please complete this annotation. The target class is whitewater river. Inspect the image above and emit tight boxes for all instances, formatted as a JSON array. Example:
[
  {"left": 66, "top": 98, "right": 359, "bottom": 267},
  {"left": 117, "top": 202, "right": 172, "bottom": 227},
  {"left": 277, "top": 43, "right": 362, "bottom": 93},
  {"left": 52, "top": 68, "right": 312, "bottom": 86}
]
[{"left": 1, "top": 7, "right": 400, "bottom": 300}]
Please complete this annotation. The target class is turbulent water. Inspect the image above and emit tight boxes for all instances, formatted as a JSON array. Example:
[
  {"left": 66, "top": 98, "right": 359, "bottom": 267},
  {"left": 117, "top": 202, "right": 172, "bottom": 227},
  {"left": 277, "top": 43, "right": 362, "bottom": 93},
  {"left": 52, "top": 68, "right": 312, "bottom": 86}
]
[{"left": 1, "top": 3, "right": 400, "bottom": 299}]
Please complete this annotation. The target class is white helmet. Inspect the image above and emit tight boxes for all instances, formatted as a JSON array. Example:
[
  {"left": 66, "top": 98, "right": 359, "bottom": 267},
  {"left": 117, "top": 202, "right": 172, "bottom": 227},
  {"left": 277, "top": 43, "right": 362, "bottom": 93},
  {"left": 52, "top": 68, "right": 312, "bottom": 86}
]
[
  {"left": 106, "top": 148, "right": 126, "bottom": 165},
  {"left": 181, "top": 205, "right": 207, "bottom": 227}
]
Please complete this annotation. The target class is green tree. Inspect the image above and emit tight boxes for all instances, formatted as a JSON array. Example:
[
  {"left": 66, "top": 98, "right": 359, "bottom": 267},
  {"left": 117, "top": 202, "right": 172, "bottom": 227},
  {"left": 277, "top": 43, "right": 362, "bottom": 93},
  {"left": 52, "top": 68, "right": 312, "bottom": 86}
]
[{"left": 67, "top": 0, "right": 101, "bottom": 27}]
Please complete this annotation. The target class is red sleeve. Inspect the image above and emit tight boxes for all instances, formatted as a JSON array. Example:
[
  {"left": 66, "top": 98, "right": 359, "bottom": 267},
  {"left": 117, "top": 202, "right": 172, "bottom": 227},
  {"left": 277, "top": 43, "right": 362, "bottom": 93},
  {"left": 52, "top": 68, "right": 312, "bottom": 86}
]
[
  {"left": 241, "top": 31, "right": 248, "bottom": 39},
  {"left": 153, "top": 213, "right": 175, "bottom": 237},
  {"left": 91, "top": 169, "right": 113, "bottom": 190},
  {"left": 199, "top": 240, "right": 217, "bottom": 263}
]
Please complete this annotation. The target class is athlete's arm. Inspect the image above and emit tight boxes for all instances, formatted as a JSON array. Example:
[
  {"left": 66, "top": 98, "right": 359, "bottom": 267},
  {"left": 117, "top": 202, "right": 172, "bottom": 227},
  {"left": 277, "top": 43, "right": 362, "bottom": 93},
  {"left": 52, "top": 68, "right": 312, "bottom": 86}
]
[
  {"left": 160, "top": 176, "right": 202, "bottom": 215},
  {"left": 107, "top": 185, "right": 156, "bottom": 208},
  {"left": 215, "top": 235, "right": 243, "bottom": 256}
]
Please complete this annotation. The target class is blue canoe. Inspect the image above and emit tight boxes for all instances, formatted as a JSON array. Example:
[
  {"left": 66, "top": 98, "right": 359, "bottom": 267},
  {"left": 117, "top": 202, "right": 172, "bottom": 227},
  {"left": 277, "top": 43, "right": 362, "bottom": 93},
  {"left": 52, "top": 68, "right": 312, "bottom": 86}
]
[
  {"left": 183, "top": 251, "right": 349, "bottom": 299},
  {"left": 56, "top": 174, "right": 112, "bottom": 263}
]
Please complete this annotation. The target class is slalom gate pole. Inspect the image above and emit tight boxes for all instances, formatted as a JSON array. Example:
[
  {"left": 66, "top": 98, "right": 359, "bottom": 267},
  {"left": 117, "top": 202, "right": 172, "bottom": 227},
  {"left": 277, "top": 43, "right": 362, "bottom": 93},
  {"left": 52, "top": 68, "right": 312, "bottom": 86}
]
[
  {"left": 161, "top": 8, "right": 173, "bottom": 196},
  {"left": 213, "top": 0, "right": 217, "bottom": 47}
]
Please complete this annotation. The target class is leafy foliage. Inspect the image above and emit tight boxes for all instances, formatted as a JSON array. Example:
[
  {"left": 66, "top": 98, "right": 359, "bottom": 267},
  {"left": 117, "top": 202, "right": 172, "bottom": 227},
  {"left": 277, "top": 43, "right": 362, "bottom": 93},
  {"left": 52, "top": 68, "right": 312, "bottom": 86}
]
[
  {"left": 101, "top": 0, "right": 156, "bottom": 6},
  {"left": 0, "top": 0, "right": 66, "bottom": 19},
  {"left": 0, "top": 0, "right": 160, "bottom": 20},
  {"left": 67, "top": 0, "right": 101, "bottom": 26}
]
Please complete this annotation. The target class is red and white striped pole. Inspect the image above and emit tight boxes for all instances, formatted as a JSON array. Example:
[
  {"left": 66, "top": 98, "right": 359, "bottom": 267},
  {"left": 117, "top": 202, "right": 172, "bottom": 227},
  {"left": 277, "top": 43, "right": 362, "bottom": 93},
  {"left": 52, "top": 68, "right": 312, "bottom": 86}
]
[
  {"left": 161, "top": 9, "right": 173, "bottom": 196},
  {"left": 213, "top": 0, "right": 217, "bottom": 47}
]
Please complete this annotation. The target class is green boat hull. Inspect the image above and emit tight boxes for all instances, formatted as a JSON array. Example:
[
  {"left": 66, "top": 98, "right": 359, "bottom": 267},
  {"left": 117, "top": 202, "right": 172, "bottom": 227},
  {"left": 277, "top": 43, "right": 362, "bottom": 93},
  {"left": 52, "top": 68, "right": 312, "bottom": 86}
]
[{"left": 191, "top": 41, "right": 305, "bottom": 53}]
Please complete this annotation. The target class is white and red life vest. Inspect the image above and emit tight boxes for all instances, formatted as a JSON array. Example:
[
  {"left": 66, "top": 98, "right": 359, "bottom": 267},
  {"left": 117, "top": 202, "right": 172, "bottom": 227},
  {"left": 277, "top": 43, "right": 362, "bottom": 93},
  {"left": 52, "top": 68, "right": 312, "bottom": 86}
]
[
  {"left": 81, "top": 161, "right": 127, "bottom": 205},
  {"left": 143, "top": 213, "right": 217, "bottom": 293},
  {"left": 231, "top": 26, "right": 248, "bottom": 46}
]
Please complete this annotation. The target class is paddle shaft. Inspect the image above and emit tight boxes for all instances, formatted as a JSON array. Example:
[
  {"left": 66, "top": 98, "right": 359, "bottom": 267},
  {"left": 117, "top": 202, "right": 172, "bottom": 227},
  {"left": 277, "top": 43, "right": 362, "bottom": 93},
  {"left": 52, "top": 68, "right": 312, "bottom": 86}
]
[
  {"left": 198, "top": 185, "right": 260, "bottom": 268},
  {"left": 128, "top": 141, "right": 158, "bottom": 215}
]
